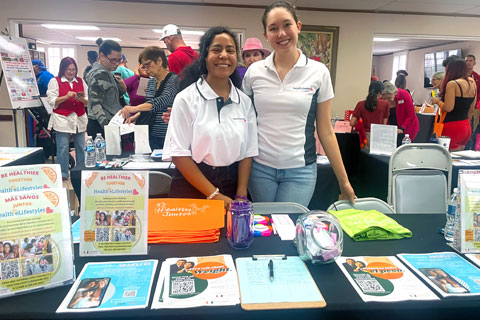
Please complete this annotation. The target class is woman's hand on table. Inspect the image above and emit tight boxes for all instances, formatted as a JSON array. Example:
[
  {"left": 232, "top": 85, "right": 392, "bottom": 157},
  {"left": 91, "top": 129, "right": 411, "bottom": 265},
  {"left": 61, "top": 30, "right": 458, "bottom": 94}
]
[
  {"left": 339, "top": 181, "right": 356, "bottom": 204},
  {"left": 213, "top": 193, "right": 233, "bottom": 210}
]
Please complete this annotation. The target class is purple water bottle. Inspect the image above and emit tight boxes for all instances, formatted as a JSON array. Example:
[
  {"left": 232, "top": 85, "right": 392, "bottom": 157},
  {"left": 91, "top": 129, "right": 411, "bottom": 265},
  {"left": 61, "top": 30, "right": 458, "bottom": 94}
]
[{"left": 227, "top": 201, "right": 254, "bottom": 249}]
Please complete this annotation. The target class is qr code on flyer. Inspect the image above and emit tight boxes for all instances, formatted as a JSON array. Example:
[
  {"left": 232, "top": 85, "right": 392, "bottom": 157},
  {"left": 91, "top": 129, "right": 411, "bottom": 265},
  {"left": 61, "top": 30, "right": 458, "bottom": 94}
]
[
  {"left": 123, "top": 290, "right": 137, "bottom": 297},
  {"left": 171, "top": 278, "right": 195, "bottom": 295},
  {"left": 356, "top": 279, "right": 385, "bottom": 293},
  {"left": 1, "top": 260, "right": 20, "bottom": 280},
  {"left": 95, "top": 227, "right": 110, "bottom": 242}
]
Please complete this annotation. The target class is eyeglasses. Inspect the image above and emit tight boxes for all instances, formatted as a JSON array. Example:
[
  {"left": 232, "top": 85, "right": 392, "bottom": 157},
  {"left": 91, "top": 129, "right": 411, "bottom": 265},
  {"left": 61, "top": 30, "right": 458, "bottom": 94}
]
[
  {"left": 141, "top": 61, "right": 153, "bottom": 69},
  {"left": 105, "top": 55, "right": 122, "bottom": 65}
]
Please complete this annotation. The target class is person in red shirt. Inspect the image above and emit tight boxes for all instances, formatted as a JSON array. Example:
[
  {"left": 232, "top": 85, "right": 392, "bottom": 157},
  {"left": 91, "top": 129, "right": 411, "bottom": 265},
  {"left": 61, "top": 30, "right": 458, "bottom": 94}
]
[
  {"left": 350, "top": 81, "right": 390, "bottom": 132},
  {"left": 160, "top": 24, "right": 199, "bottom": 76},
  {"left": 464, "top": 55, "right": 480, "bottom": 150}
]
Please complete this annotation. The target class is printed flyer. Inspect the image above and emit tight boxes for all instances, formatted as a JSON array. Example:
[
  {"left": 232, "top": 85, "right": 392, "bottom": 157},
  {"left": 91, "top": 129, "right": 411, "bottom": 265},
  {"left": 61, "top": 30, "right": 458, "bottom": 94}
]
[
  {"left": 80, "top": 171, "right": 149, "bottom": 256},
  {"left": 398, "top": 252, "right": 480, "bottom": 297},
  {"left": 152, "top": 254, "right": 239, "bottom": 308},
  {"left": 466, "top": 253, "right": 480, "bottom": 268},
  {"left": 57, "top": 260, "right": 157, "bottom": 313},
  {"left": 0, "top": 164, "right": 62, "bottom": 193},
  {"left": 336, "top": 256, "right": 438, "bottom": 302},
  {"left": 458, "top": 173, "right": 480, "bottom": 252},
  {"left": 0, "top": 147, "right": 43, "bottom": 167},
  {"left": 0, "top": 188, "right": 74, "bottom": 298}
]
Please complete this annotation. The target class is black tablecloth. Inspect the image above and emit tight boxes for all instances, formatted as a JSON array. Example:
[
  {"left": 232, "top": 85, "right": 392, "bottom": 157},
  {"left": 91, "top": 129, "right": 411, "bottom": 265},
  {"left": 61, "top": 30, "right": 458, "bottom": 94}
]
[
  {"left": 0, "top": 214, "right": 478, "bottom": 320},
  {"left": 2, "top": 148, "right": 45, "bottom": 167}
]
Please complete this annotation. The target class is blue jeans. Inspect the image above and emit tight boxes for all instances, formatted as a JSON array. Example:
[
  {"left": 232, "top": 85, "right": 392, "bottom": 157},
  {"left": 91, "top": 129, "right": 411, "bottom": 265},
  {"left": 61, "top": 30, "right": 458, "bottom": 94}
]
[
  {"left": 248, "top": 160, "right": 317, "bottom": 207},
  {"left": 56, "top": 131, "right": 85, "bottom": 179}
]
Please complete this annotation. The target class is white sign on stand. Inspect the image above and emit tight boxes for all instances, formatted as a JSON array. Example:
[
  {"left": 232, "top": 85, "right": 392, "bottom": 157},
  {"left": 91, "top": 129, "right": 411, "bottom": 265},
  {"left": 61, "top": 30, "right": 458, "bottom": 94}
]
[
  {"left": 0, "top": 36, "right": 41, "bottom": 109},
  {"left": 370, "top": 124, "right": 397, "bottom": 155}
]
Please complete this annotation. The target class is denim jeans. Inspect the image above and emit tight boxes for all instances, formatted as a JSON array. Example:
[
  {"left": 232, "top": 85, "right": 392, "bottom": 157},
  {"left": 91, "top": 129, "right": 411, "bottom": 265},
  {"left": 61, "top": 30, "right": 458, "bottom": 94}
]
[
  {"left": 56, "top": 131, "right": 85, "bottom": 179},
  {"left": 248, "top": 160, "right": 317, "bottom": 207}
]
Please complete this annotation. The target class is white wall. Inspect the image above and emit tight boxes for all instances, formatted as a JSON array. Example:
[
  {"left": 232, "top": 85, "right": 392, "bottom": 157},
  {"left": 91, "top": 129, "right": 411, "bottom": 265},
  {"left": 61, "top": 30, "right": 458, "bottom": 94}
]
[
  {"left": 3, "top": 0, "right": 480, "bottom": 145},
  {"left": 372, "top": 55, "right": 394, "bottom": 83}
]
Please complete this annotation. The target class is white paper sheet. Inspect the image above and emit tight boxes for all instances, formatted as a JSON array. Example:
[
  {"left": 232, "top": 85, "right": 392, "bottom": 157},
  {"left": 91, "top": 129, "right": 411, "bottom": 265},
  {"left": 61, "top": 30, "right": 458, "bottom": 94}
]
[
  {"left": 271, "top": 214, "right": 296, "bottom": 241},
  {"left": 134, "top": 125, "right": 152, "bottom": 154},
  {"left": 104, "top": 125, "right": 121, "bottom": 155},
  {"left": 108, "top": 111, "right": 135, "bottom": 135},
  {"left": 137, "top": 77, "right": 149, "bottom": 97},
  {"left": 370, "top": 124, "right": 397, "bottom": 156}
]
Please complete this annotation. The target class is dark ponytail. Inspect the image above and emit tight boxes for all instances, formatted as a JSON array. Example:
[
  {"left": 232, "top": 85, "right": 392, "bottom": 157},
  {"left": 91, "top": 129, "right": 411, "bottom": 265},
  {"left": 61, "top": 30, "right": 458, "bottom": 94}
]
[{"left": 365, "top": 81, "right": 384, "bottom": 112}]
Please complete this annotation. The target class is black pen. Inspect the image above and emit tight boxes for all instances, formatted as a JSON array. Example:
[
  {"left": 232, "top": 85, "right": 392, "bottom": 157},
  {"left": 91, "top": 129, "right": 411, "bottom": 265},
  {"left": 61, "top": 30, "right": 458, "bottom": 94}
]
[{"left": 268, "top": 259, "right": 274, "bottom": 281}]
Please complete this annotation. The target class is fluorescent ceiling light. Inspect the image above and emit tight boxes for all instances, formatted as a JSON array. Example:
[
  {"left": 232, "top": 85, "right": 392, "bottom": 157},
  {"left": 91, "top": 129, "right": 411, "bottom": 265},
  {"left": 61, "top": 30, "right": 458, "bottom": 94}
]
[
  {"left": 373, "top": 37, "right": 399, "bottom": 42},
  {"left": 42, "top": 24, "right": 99, "bottom": 30},
  {"left": 76, "top": 37, "right": 122, "bottom": 42},
  {"left": 152, "top": 29, "right": 204, "bottom": 36}
]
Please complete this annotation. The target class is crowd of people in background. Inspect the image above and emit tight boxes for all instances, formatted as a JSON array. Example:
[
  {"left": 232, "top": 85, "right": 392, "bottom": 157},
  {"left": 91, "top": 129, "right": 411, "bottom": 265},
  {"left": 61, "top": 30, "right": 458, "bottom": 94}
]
[{"left": 37, "top": 0, "right": 480, "bottom": 208}]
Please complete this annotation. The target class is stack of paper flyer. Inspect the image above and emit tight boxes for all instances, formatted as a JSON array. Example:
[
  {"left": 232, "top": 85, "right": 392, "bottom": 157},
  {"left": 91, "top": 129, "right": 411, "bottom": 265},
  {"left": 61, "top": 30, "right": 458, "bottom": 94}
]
[
  {"left": 336, "top": 256, "right": 438, "bottom": 302},
  {"left": 80, "top": 171, "right": 149, "bottom": 256},
  {"left": 57, "top": 260, "right": 157, "bottom": 312},
  {"left": 152, "top": 255, "right": 239, "bottom": 308}
]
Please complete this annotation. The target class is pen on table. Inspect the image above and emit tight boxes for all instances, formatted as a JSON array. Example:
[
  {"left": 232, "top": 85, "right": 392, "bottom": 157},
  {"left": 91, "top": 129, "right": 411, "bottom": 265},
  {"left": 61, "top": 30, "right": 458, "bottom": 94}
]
[{"left": 268, "top": 259, "right": 274, "bottom": 281}]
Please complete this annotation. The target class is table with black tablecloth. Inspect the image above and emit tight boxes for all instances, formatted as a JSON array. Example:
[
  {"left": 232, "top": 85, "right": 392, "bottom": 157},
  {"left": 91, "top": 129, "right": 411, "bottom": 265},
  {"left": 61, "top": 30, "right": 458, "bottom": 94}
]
[
  {"left": 0, "top": 214, "right": 479, "bottom": 320},
  {"left": 0, "top": 147, "right": 45, "bottom": 167}
]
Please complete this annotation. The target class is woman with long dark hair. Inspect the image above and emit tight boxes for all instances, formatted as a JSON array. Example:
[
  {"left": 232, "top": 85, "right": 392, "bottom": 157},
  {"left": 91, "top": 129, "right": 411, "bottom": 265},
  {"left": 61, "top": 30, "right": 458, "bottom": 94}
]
[
  {"left": 432, "top": 58, "right": 476, "bottom": 150},
  {"left": 350, "top": 81, "right": 389, "bottom": 132},
  {"left": 243, "top": 1, "right": 355, "bottom": 206},
  {"left": 47, "top": 57, "right": 88, "bottom": 181},
  {"left": 162, "top": 27, "right": 258, "bottom": 210}
]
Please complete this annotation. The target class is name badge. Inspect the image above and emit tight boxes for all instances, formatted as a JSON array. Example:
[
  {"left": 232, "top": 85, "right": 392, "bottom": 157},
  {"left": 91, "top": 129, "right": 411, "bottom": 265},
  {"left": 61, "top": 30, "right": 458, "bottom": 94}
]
[{"left": 398, "top": 99, "right": 404, "bottom": 104}]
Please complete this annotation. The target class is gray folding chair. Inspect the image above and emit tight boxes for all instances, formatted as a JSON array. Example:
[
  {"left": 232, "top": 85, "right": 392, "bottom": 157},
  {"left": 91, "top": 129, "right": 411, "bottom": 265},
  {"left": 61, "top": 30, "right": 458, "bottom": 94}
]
[
  {"left": 252, "top": 202, "right": 309, "bottom": 214},
  {"left": 327, "top": 197, "right": 394, "bottom": 214},
  {"left": 388, "top": 143, "right": 451, "bottom": 214},
  {"left": 148, "top": 171, "right": 172, "bottom": 198}
]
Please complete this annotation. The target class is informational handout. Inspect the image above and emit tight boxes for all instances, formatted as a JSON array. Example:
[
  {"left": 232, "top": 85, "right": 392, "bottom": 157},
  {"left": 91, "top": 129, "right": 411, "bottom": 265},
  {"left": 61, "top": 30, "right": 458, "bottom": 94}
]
[
  {"left": 369, "top": 124, "right": 397, "bottom": 155},
  {"left": 152, "top": 255, "right": 239, "bottom": 309},
  {"left": 57, "top": 260, "right": 157, "bottom": 312},
  {"left": 0, "top": 147, "right": 42, "bottom": 167},
  {"left": 458, "top": 173, "right": 480, "bottom": 253},
  {"left": 336, "top": 256, "right": 438, "bottom": 302},
  {"left": 398, "top": 252, "right": 480, "bottom": 297},
  {"left": 108, "top": 111, "right": 134, "bottom": 135},
  {"left": 271, "top": 214, "right": 296, "bottom": 240},
  {"left": 80, "top": 171, "right": 149, "bottom": 256},
  {"left": 0, "top": 164, "right": 62, "bottom": 193},
  {"left": 0, "top": 188, "right": 74, "bottom": 298},
  {"left": 0, "top": 36, "right": 41, "bottom": 108}
]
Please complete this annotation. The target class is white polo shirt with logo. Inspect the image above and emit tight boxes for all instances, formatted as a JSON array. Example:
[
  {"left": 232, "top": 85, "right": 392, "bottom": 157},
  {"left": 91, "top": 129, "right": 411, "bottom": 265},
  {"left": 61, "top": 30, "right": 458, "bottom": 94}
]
[
  {"left": 162, "top": 76, "right": 258, "bottom": 167},
  {"left": 242, "top": 50, "right": 334, "bottom": 169}
]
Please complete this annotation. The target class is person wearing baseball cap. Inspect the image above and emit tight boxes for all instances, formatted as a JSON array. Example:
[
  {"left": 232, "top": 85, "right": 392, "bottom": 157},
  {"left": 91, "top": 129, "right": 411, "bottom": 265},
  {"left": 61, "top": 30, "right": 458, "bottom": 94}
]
[
  {"left": 160, "top": 24, "right": 199, "bottom": 76},
  {"left": 237, "top": 37, "right": 271, "bottom": 81},
  {"left": 32, "top": 59, "right": 54, "bottom": 96}
]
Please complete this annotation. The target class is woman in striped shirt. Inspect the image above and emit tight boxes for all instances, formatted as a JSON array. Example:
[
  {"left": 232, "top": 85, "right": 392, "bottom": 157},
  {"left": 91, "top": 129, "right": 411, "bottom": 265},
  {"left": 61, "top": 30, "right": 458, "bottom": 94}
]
[{"left": 121, "top": 46, "right": 180, "bottom": 150}]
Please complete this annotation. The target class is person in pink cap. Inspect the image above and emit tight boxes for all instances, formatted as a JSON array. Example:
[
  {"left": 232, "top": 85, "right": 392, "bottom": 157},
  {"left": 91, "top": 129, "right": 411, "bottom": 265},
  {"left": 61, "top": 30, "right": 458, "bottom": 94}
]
[{"left": 237, "top": 38, "right": 271, "bottom": 81}]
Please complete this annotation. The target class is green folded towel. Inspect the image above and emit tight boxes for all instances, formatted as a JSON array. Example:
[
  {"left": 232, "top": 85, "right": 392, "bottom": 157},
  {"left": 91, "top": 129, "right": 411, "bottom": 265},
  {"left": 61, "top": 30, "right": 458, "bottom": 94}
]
[{"left": 329, "top": 209, "right": 412, "bottom": 241}]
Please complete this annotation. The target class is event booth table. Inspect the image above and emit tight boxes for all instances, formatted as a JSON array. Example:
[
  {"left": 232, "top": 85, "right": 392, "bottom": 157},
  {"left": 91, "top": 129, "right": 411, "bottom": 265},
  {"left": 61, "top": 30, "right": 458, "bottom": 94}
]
[
  {"left": 0, "top": 214, "right": 478, "bottom": 320},
  {"left": 354, "top": 149, "right": 480, "bottom": 202},
  {"left": 0, "top": 147, "right": 44, "bottom": 167},
  {"left": 71, "top": 161, "right": 340, "bottom": 211}
]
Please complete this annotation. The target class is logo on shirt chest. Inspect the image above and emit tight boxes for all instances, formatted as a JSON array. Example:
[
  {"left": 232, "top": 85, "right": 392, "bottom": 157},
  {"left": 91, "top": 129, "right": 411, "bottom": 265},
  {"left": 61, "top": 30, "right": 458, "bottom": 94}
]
[{"left": 292, "top": 87, "right": 314, "bottom": 92}]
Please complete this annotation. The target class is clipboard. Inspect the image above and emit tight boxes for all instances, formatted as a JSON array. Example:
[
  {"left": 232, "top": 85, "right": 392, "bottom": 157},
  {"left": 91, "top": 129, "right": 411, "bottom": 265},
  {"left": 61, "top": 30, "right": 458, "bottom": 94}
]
[{"left": 235, "top": 255, "right": 326, "bottom": 310}]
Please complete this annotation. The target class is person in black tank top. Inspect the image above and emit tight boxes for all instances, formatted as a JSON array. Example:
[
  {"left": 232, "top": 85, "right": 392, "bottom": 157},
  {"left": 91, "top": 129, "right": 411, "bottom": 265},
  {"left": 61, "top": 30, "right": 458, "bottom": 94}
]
[{"left": 433, "top": 58, "right": 477, "bottom": 150}]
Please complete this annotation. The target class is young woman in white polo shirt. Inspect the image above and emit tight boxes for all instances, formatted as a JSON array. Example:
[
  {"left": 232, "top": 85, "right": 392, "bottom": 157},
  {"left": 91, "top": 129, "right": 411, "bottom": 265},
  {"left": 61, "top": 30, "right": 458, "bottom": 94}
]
[
  {"left": 242, "top": 1, "right": 355, "bottom": 206},
  {"left": 162, "top": 27, "right": 258, "bottom": 210}
]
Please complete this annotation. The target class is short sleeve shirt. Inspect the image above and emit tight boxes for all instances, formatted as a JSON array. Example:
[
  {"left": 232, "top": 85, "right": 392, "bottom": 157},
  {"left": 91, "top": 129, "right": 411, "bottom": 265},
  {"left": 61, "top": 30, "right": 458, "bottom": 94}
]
[
  {"left": 242, "top": 50, "right": 334, "bottom": 169},
  {"left": 162, "top": 77, "right": 258, "bottom": 167},
  {"left": 352, "top": 99, "right": 390, "bottom": 132}
]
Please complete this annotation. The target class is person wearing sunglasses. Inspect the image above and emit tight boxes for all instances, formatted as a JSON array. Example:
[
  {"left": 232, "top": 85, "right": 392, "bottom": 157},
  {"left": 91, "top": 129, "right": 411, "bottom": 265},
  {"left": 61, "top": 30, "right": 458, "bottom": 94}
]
[{"left": 85, "top": 38, "right": 126, "bottom": 137}]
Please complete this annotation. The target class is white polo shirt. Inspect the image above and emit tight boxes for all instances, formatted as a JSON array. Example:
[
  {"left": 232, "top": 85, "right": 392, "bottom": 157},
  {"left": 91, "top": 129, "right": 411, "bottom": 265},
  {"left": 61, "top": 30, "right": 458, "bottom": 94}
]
[
  {"left": 162, "top": 77, "right": 258, "bottom": 167},
  {"left": 242, "top": 50, "right": 334, "bottom": 169}
]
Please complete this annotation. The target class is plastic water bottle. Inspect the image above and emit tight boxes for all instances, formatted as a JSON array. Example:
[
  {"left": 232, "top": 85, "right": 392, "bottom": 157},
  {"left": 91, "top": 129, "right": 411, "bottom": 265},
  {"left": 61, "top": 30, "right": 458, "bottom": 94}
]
[
  {"left": 85, "top": 136, "right": 96, "bottom": 168},
  {"left": 453, "top": 189, "right": 462, "bottom": 249},
  {"left": 445, "top": 188, "right": 459, "bottom": 242},
  {"left": 94, "top": 133, "right": 106, "bottom": 164},
  {"left": 402, "top": 134, "right": 411, "bottom": 145}
]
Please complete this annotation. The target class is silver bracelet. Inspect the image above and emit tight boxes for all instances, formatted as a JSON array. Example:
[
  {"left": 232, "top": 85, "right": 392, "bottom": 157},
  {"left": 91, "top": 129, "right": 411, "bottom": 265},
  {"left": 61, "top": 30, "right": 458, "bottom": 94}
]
[{"left": 206, "top": 187, "right": 220, "bottom": 200}]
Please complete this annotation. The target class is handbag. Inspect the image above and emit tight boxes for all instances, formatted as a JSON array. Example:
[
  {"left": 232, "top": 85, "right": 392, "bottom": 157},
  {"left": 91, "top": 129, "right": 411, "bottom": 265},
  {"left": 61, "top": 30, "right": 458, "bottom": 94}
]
[
  {"left": 135, "top": 72, "right": 174, "bottom": 126},
  {"left": 433, "top": 107, "right": 447, "bottom": 139}
]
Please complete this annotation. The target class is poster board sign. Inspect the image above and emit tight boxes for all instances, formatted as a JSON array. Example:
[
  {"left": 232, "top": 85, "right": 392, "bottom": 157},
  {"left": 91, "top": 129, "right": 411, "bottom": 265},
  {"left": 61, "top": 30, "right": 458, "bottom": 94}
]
[
  {"left": 458, "top": 173, "right": 480, "bottom": 253},
  {"left": 0, "top": 188, "right": 74, "bottom": 298},
  {"left": 334, "top": 120, "right": 352, "bottom": 133},
  {"left": 0, "top": 164, "right": 62, "bottom": 193},
  {"left": 0, "top": 36, "right": 41, "bottom": 109},
  {"left": 80, "top": 171, "right": 149, "bottom": 256},
  {"left": 370, "top": 124, "right": 397, "bottom": 155}
]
